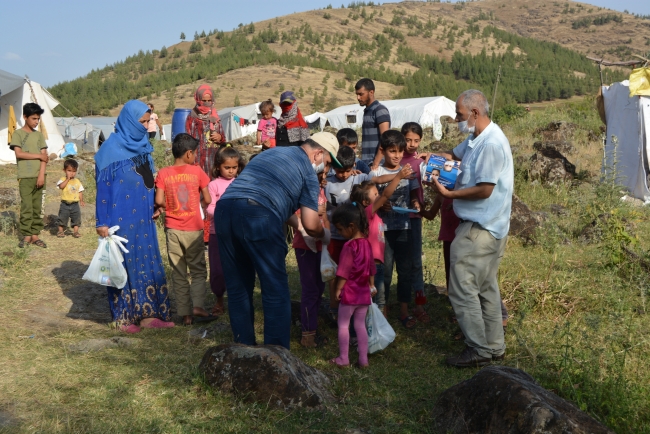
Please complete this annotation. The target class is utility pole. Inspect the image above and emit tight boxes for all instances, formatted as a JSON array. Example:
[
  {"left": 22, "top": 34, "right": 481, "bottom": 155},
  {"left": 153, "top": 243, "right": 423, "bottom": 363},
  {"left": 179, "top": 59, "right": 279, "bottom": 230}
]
[{"left": 490, "top": 65, "right": 501, "bottom": 119}]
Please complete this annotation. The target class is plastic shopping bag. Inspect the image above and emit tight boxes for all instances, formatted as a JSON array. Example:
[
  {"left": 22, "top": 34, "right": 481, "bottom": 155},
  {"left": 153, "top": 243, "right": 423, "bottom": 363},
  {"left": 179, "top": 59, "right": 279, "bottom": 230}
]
[
  {"left": 366, "top": 302, "right": 396, "bottom": 354},
  {"left": 82, "top": 226, "right": 129, "bottom": 289},
  {"left": 320, "top": 248, "right": 337, "bottom": 282}
]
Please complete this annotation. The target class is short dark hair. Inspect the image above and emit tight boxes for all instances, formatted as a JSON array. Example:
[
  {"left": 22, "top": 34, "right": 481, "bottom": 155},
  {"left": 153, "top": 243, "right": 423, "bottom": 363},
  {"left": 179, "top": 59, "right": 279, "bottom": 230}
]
[
  {"left": 336, "top": 128, "right": 358, "bottom": 146},
  {"left": 351, "top": 181, "right": 377, "bottom": 205},
  {"left": 172, "top": 133, "right": 199, "bottom": 158},
  {"left": 401, "top": 122, "right": 423, "bottom": 139},
  {"left": 336, "top": 146, "right": 356, "bottom": 170},
  {"left": 23, "top": 103, "right": 44, "bottom": 118},
  {"left": 355, "top": 78, "right": 375, "bottom": 92},
  {"left": 63, "top": 159, "right": 79, "bottom": 170},
  {"left": 331, "top": 202, "right": 369, "bottom": 237},
  {"left": 379, "top": 130, "right": 406, "bottom": 151},
  {"left": 211, "top": 146, "right": 246, "bottom": 178}
]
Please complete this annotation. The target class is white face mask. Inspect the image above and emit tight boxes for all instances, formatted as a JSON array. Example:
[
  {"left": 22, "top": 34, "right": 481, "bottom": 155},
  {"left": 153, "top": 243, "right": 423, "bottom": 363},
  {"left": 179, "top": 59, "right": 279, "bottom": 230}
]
[
  {"left": 457, "top": 119, "right": 475, "bottom": 134},
  {"left": 312, "top": 152, "right": 325, "bottom": 174}
]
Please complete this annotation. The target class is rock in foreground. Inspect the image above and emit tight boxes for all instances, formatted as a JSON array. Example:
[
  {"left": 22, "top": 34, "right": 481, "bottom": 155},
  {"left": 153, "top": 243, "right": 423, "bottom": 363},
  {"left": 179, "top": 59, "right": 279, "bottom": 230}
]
[
  {"left": 199, "top": 343, "right": 333, "bottom": 410},
  {"left": 431, "top": 366, "right": 613, "bottom": 434}
]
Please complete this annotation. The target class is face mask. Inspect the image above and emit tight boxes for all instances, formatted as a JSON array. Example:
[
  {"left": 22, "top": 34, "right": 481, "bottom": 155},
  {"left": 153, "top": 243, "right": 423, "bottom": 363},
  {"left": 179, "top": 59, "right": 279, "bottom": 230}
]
[
  {"left": 457, "top": 119, "right": 475, "bottom": 134},
  {"left": 312, "top": 153, "right": 325, "bottom": 174}
]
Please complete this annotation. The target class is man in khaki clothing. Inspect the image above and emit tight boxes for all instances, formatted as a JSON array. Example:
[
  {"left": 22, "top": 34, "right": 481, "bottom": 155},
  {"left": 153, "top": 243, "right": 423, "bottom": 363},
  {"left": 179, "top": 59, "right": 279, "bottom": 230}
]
[{"left": 429, "top": 89, "right": 513, "bottom": 367}]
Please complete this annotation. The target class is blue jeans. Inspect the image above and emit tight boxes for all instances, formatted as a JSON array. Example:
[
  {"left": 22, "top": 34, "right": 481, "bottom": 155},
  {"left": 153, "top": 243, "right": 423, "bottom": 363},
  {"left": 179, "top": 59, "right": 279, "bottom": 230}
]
[
  {"left": 384, "top": 229, "right": 413, "bottom": 304},
  {"left": 216, "top": 198, "right": 291, "bottom": 349},
  {"left": 372, "top": 262, "right": 386, "bottom": 308},
  {"left": 410, "top": 218, "right": 424, "bottom": 293}
]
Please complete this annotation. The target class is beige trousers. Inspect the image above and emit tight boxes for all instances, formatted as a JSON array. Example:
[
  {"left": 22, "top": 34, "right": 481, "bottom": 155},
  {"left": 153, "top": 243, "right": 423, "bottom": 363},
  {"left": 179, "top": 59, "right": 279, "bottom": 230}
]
[
  {"left": 165, "top": 229, "right": 207, "bottom": 316},
  {"left": 448, "top": 221, "right": 507, "bottom": 358}
]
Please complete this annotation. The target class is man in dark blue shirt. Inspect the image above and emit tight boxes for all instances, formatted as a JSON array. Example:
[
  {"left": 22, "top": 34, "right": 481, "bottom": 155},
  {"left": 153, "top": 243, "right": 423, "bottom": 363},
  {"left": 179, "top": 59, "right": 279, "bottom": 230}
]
[
  {"left": 217, "top": 132, "right": 342, "bottom": 349},
  {"left": 356, "top": 78, "right": 391, "bottom": 170}
]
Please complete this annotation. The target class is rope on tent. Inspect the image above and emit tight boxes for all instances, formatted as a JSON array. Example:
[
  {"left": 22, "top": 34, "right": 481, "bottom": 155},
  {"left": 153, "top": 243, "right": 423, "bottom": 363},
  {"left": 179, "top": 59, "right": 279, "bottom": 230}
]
[{"left": 24, "top": 75, "right": 49, "bottom": 140}]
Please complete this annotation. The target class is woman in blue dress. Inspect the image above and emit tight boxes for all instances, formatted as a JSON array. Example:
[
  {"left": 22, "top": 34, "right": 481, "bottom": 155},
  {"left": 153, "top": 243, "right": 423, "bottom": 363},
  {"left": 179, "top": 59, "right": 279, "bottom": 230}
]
[{"left": 94, "top": 100, "right": 174, "bottom": 333}]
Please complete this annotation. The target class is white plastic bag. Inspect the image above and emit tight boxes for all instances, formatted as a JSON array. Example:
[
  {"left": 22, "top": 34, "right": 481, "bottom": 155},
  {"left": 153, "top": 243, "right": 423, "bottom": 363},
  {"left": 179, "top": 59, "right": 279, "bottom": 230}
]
[
  {"left": 366, "top": 302, "right": 396, "bottom": 354},
  {"left": 320, "top": 248, "right": 337, "bottom": 282},
  {"left": 83, "top": 226, "right": 129, "bottom": 289}
]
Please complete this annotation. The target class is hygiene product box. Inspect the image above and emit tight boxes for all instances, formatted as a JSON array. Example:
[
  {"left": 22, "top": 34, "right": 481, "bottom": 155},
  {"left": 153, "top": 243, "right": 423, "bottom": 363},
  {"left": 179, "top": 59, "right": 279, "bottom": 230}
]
[{"left": 421, "top": 155, "right": 460, "bottom": 188}]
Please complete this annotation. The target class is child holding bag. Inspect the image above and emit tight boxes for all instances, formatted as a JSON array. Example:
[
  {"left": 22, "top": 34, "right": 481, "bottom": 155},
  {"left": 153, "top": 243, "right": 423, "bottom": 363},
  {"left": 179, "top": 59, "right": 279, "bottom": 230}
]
[{"left": 329, "top": 202, "right": 376, "bottom": 368}]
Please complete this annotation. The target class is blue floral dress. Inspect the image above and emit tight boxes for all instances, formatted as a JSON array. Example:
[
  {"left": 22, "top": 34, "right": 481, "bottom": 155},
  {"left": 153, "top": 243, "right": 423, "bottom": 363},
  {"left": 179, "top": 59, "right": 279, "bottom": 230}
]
[{"left": 95, "top": 157, "right": 170, "bottom": 326}]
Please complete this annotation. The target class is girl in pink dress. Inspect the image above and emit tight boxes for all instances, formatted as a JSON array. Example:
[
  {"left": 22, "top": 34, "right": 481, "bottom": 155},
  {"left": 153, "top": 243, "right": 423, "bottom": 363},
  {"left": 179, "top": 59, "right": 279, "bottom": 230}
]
[
  {"left": 330, "top": 202, "right": 377, "bottom": 368},
  {"left": 206, "top": 146, "right": 246, "bottom": 315}
]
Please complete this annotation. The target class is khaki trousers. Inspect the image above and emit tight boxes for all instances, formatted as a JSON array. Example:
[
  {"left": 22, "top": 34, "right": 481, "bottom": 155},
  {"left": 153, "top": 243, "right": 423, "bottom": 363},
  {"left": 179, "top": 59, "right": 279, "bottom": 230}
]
[
  {"left": 19, "top": 177, "right": 45, "bottom": 236},
  {"left": 165, "top": 229, "right": 207, "bottom": 316},
  {"left": 448, "top": 221, "right": 507, "bottom": 358}
]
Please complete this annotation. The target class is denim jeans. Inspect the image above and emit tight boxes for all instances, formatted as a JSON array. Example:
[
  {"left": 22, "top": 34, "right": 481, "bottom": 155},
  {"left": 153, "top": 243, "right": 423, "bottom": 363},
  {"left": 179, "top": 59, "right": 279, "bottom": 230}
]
[
  {"left": 216, "top": 198, "right": 291, "bottom": 349},
  {"left": 372, "top": 262, "right": 386, "bottom": 308},
  {"left": 383, "top": 229, "right": 413, "bottom": 304},
  {"left": 410, "top": 218, "right": 424, "bottom": 293}
]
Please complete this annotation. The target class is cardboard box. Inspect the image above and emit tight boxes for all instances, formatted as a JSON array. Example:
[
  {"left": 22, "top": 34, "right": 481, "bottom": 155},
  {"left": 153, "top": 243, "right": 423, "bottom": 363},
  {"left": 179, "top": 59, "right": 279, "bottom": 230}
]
[{"left": 421, "top": 155, "right": 460, "bottom": 188}]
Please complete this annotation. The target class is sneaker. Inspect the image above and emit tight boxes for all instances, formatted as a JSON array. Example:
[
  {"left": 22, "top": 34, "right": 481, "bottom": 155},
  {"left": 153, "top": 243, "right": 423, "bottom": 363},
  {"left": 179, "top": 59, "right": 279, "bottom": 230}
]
[{"left": 446, "top": 346, "right": 491, "bottom": 368}]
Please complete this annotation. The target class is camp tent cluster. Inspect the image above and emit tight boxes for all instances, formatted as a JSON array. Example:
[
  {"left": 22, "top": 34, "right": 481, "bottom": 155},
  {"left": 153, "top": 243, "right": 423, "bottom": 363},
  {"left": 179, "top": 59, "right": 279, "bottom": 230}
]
[
  {"left": 601, "top": 79, "right": 650, "bottom": 202},
  {"left": 0, "top": 69, "right": 65, "bottom": 164}
]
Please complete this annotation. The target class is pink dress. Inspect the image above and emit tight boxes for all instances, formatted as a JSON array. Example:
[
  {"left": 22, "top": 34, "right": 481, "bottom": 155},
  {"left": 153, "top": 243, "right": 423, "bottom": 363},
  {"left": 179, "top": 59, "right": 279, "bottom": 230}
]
[
  {"left": 336, "top": 238, "right": 375, "bottom": 305},
  {"left": 365, "top": 205, "right": 385, "bottom": 263},
  {"left": 206, "top": 177, "right": 235, "bottom": 234}
]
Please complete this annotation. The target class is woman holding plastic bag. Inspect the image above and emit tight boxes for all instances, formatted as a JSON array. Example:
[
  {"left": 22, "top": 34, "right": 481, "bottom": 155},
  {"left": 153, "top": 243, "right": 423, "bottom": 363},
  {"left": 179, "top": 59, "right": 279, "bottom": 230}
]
[{"left": 94, "top": 100, "right": 174, "bottom": 333}]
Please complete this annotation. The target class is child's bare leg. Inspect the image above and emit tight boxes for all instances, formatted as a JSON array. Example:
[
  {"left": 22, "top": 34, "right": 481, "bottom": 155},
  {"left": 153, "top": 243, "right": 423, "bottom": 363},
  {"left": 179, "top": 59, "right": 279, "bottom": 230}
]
[
  {"left": 57, "top": 226, "right": 65, "bottom": 237},
  {"left": 399, "top": 302, "right": 409, "bottom": 319},
  {"left": 212, "top": 296, "right": 224, "bottom": 315}
]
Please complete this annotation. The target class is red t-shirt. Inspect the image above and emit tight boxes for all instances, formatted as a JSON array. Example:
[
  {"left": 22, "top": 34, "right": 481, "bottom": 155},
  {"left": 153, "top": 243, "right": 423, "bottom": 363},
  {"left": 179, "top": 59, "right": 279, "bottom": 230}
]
[{"left": 155, "top": 165, "right": 210, "bottom": 231}]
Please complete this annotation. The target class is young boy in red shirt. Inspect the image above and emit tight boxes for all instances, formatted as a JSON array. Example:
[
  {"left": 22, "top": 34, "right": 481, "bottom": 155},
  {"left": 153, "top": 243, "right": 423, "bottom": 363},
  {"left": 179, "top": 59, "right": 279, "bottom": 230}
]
[{"left": 155, "top": 133, "right": 211, "bottom": 325}]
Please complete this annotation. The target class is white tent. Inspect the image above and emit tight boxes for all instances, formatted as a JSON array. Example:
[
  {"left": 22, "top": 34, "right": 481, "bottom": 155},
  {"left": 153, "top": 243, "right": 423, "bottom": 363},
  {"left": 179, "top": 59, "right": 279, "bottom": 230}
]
[
  {"left": 218, "top": 102, "right": 282, "bottom": 142},
  {"left": 0, "top": 70, "right": 65, "bottom": 164},
  {"left": 321, "top": 96, "right": 457, "bottom": 131},
  {"left": 304, "top": 112, "right": 327, "bottom": 131},
  {"left": 601, "top": 81, "right": 650, "bottom": 202},
  {"left": 54, "top": 117, "right": 106, "bottom": 153}
]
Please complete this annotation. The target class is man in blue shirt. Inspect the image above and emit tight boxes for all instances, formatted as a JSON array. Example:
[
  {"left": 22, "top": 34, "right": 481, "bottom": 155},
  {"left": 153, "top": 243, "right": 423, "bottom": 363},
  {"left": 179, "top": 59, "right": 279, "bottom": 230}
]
[
  {"left": 429, "top": 89, "right": 513, "bottom": 367},
  {"left": 216, "top": 132, "right": 342, "bottom": 349}
]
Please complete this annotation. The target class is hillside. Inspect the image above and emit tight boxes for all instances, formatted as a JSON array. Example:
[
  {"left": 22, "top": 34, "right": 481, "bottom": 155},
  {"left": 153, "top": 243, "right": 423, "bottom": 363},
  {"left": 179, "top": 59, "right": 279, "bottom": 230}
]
[{"left": 49, "top": 0, "right": 650, "bottom": 123}]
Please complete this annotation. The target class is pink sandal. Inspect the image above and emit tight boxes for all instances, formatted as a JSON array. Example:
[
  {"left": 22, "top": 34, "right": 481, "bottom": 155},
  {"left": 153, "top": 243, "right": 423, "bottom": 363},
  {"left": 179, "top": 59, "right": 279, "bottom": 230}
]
[
  {"left": 141, "top": 319, "right": 175, "bottom": 329},
  {"left": 120, "top": 324, "right": 141, "bottom": 334}
]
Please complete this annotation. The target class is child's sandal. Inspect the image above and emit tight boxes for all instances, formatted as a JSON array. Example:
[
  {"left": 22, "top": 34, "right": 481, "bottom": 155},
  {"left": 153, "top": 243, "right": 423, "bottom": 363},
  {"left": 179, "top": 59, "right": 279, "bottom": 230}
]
[
  {"left": 73, "top": 232, "right": 82, "bottom": 238},
  {"left": 31, "top": 239, "right": 47, "bottom": 248},
  {"left": 57, "top": 232, "right": 65, "bottom": 238},
  {"left": 398, "top": 315, "right": 417, "bottom": 329}
]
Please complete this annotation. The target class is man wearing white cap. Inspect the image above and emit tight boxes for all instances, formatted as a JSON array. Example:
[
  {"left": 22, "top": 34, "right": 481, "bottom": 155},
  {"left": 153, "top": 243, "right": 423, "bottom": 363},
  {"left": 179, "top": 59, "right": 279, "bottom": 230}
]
[{"left": 216, "top": 132, "right": 342, "bottom": 349}]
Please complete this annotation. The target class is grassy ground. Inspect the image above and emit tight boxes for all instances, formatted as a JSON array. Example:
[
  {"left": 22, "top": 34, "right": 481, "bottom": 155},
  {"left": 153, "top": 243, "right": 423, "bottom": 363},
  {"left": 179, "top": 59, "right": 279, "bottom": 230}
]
[{"left": 1, "top": 98, "right": 649, "bottom": 433}]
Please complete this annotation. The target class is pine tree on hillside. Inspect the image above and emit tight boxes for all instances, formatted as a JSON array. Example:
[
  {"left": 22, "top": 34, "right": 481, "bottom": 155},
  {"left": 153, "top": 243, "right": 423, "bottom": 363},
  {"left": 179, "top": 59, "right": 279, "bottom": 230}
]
[
  {"left": 166, "top": 93, "right": 175, "bottom": 114},
  {"left": 180, "top": 32, "right": 186, "bottom": 41}
]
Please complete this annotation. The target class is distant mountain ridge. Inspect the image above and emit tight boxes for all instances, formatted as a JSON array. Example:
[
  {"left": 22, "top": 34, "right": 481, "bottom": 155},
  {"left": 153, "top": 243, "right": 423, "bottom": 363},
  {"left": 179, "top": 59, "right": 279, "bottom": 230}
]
[{"left": 49, "top": 0, "right": 648, "bottom": 121}]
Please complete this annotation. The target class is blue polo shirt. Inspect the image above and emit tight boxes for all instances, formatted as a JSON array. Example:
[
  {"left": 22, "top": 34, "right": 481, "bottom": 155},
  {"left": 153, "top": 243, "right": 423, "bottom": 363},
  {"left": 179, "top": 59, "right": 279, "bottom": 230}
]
[
  {"left": 221, "top": 147, "right": 320, "bottom": 222},
  {"left": 452, "top": 122, "right": 513, "bottom": 239}
]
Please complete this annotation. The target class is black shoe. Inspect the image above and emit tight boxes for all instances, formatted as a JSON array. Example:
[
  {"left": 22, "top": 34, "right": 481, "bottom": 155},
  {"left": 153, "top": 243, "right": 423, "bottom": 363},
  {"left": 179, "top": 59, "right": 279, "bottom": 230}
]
[
  {"left": 492, "top": 352, "right": 505, "bottom": 362},
  {"left": 446, "top": 346, "right": 491, "bottom": 368}
]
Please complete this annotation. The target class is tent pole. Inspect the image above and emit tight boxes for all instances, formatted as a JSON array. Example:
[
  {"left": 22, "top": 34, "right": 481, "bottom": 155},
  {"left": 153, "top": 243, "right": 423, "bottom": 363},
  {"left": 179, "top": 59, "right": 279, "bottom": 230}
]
[{"left": 490, "top": 65, "right": 501, "bottom": 119}]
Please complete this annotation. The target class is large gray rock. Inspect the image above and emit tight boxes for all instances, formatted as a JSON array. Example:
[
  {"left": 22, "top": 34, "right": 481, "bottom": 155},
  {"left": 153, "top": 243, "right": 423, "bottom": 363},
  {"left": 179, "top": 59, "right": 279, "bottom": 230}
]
[
  {"left": 199, "top": 343, "right": 334, "bottom": 410},
  {"left": 529, "top": 141, "right": 576, "bottom": 184},
  {"left": 432, "top": 366, "right": 614, "bottom": 434},
  {"left": 0, "top": 187, "right": 19, "bottom": 207},
  {"left": 509, "top": 194, "right": 545, "bottom": 243}
]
